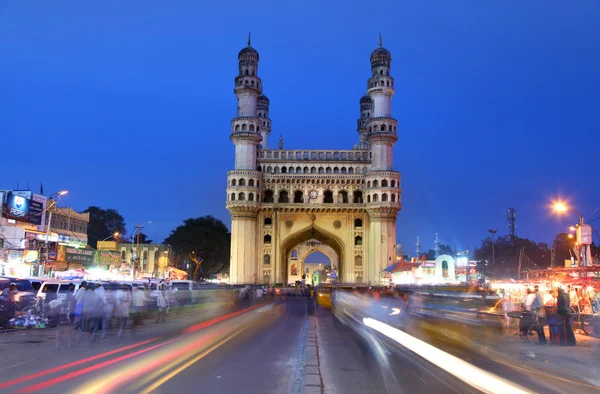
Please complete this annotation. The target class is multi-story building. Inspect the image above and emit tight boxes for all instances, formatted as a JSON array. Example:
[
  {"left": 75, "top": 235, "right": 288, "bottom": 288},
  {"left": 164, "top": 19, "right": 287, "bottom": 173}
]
[{"left": 226, "top": 36, "right": 402, "bottom": 285}]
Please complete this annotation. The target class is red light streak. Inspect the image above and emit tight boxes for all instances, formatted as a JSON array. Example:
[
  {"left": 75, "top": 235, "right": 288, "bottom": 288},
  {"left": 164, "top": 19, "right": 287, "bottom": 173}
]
[
  {"left": 0, "top": 338, "right": 158, "bottom": 390},
  {"left": 16, "top": 339, "right": 178, "bottom": 393},
  {"left": 183, "top": 303, "right": 264, "bottom": 333}
]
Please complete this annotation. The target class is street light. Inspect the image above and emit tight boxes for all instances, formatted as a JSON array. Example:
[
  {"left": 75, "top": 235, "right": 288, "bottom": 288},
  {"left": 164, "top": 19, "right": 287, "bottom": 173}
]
[{"left": 101, "top": 232, "right": 119, "bottom": 241}]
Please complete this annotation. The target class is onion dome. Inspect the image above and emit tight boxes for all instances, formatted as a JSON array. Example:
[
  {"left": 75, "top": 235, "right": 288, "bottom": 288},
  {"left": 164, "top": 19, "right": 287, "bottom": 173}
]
[
  {"left": 370, "top": 33, "right": 391, "bottom": 65},
  {"left": 238, "top": 33, "right": 259, "bottom": 61},
  {"left": 258, "top": 94, "right": 270, "bottom": 106},
  {"left": 353, "top": 140, "right": 371, "bottom": 150},
  {"left": 360, "top": 95, "right": 372, "bottom": 108}
]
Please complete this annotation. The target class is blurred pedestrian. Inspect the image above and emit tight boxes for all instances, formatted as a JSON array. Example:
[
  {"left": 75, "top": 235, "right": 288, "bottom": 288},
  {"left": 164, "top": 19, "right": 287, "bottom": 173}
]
[
  {"left": 156, "top": 284, "right": 168, "bottom": 323},
  {"left": 557, "top": 287, "right": 576, "bottom": 346},
  {"left": 132, "top": 286, "right": 146, "bottom": 327},
  {"left": 115, "top": 284, "right": 131, "bottom": 336},
  {"left": 1, "top": 283, "right": 18, "bottom": 321},
  {"left": 81, "top": 285, "right": 98, "bottom": 335},
  {"left": 72, "top": 281, "right": 87, "bottom": 331}
]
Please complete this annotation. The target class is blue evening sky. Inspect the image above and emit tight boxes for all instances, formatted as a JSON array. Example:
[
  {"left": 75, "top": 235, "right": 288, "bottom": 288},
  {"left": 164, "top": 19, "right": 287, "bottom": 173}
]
[{"left": 1, "top": 1, "right": 599, "bottom": 255}]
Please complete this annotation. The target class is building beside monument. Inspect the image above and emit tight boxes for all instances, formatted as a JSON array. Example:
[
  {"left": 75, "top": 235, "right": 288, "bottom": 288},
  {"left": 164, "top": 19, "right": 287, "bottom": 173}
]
[{"left": 226, "top": 35, "right": 402, "bottom": 285}]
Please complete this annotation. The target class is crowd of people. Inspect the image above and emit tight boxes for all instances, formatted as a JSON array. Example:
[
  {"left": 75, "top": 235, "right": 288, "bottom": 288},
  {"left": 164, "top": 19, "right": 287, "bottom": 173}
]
[{"left": 66, "top": 280, "right": 175, "bottom": 342}]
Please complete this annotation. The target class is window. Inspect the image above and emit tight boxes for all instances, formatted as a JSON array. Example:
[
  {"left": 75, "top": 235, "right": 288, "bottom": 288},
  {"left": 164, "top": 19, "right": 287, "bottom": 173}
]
[
  {"left": 382, "top": 193, "right": 388, "bottom": 202},
  {"left": 264, "top": 254, "right": 271, "bottom": 265},
  {"left": 333, "top": 167, "right": 339, "bottom": 174},
  {"left": 264, "top": 190, "right": 274, "bottom": 202},
  {"left": 267, "top": 166, "right": 272, "bottom": 173},
  {"left": 339, "top": 191, "right": 348, "bottom": 203},
  {"left": 442, "top": 260, "right": 449, "bottom": 278},
  {"left": 281, "top": 167, "right": 287, "bottom": 173},
  {"left": 323, "top": 190, "right": 334, "bottom": 203},
  {"left": 290, "top": 264, "right": 298, "bottom": 276},
  {"left": 373, "top": 180, "right": 379, "bottom": 187},
  {"left": 391, "top": 180, "right": 396, "bottom": 187},
  {"left": 235, "top": 124, "right": 240, "bottom": 131},
  {"left": 264, "top": 217, "right": 272, "bottom": 226},
  {"left": 289, "top": 167, "right": 295, "bottom": 174},
  {"left": 367, "top": 195, "right": 371, "bottom": 203},
  {"left": 121, "top": 250, "right": 126, "bottom": 259},
  {"left": 291, "top": 250, "right": 298, "bottom": 259},
  {"left": 242, "top": 124, "right": 247, "bottom": 131},
  {"left": 239, "top": 192, "right": 245, "bottom": 200},
  {"left": 257, "top": 181, "right": 260, "bottom": 187},
  {"left": 341, "top": 167, "right": 347, "bottom": 174},
  {"left": 353, "top": 190, "right": 363, "bottom": 203},
  {"left": 231, "top": 193, "right": 236, "bottom": 201},
  {"left": 143, "top": 251, "right": 148, "bottom": 260},
  {"left": 294, "top": 191, "right": 303, "bottom": 203},
  {"left": 355, "top": 255, "right": 363, "bottom": 266},
  {"left": 249, "top": 179, "right": 254, "bottom": 186},
  {"left": 381, "top": 125, "right": 386, "bottom": 131},
  {"left": 355, "top": 236, "right": 363, "bottom": 246},
  {"left": 249, "top": 193, "right": 254, "bottom": 201},
  {"left": 239, "top": 178, "right": 246, "bottom": 186},
  {"left": 257, "top": 165, "right": 262, "bottom": 172},
  {"left": 231, "top": 179, "right": 236, "bottom": 186},
  {"left": 318, "top": 167, "right": 324, "bottom": 174},
  {"left": 354, "top": 218, "right": 363, "bottom": 228},
  {"left": 311, "top": 167, "right": 316, "bottom": 173},
  {"left": 296, "top": 167, "right": 302, "bottom": 173},
  {"left": 349, "top": 167, "right": 354, "bottom": 174},
  {"left": 367, "top": 181, "right": 371, "bottom": 188},
  {"left": 391, "top": 194, "right": 396, "bottom": 202},
  {"left": 303, "top": 167, "right": 309, "bottom": 174},
  {"left": 245, "top": 69, "right": 249, "bottom": 75},
  {"left": 263, "top": 274, "right": 270, "bottom": 284},
  {"left": 250, "top": 124, "right": 255, "bottom": 131},
  {"left": 278, "top": 191, "right": 289, "bottom": 203},
  {"left": 264, "top": 235, "right": 272, "bottom": 244},
  {"left": 373, "top": 194, "right": 378, "bottom": 202},
  {"left": 326, "top": 167, "right": 332, "bottom": 174}
]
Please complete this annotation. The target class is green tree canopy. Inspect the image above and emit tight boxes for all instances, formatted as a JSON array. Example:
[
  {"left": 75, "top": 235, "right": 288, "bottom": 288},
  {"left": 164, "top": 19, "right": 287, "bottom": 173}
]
[
  {"left": 84, "top": 206, "right": 127, "bottom": 249},
  {"left": 165, "top": 216, "right": 230, "bottom": 280}
]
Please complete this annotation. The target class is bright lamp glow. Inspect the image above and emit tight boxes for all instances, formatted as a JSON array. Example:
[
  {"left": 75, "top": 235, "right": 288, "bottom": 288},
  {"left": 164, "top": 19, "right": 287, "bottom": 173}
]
[
  {"left": 58, "top": 190, "right": 69, "bottom": 196},
  {"left": 552, "top": 201, "right": 568, "bottom": 213}
]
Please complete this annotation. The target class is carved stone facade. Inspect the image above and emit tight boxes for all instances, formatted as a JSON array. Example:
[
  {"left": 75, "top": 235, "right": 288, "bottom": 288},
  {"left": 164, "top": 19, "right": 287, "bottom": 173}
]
[{"left": 227, "top": 36, "right": 401, "bottom": 285}]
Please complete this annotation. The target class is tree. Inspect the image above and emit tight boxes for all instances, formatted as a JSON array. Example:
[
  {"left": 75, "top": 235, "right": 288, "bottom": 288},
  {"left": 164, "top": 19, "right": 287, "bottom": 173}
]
[
  {"left": 84, "top": 206, "right": 127, "bottom": 249},
  {"left": 551, "top": 233, "right": 575, "bottom": 267},
  {"left": 165, "top": 216, "right": 230, "bottom": 280},
  {"left": 473, "top": 235, "right": 551, "bottom": 279}
]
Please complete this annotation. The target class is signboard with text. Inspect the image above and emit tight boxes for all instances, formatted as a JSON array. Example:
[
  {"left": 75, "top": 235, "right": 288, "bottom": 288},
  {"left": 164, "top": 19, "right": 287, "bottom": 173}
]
[
  {"left": 3, "top": 192, "right": 31, "bottom": 222},
  {"left": 57, "top": 245, "right": 94, "bottom": 265},
  {"left": 96, "top": 250, "right": 122, "bottom": 266}
]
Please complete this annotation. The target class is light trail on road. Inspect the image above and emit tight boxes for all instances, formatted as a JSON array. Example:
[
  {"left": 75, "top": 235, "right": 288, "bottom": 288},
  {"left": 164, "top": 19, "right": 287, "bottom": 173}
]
[{"left": 363, "top": 317, "right": 533, "bottom": 394}]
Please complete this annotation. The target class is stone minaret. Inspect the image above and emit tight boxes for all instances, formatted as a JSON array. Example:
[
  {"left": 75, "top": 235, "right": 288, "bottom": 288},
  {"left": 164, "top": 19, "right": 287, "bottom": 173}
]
[
  {"left": 227, "top": 34, "right": 264, "bottom": 284},
  {"left": 257, "top": 94, "right": 271, "bottom": 148},
  {"left": 365, "top": 34, "right": 402, "bottom": 284},
  {"left": 434, "top": 233, "right": 441, "bottom": 258},
  {"left": 416, "top": 236, "right": 422, "bottom": 257}
]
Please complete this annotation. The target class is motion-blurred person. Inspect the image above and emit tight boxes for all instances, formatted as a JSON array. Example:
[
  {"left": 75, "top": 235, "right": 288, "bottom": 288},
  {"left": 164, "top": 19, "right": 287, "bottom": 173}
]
[
  {"left": 557, "top": 287, "right": 576, "bottom": 346},
  {"left": 0, "top": 283, "right": 18, "bottom": 320},
  {"left": 115, "top": 284, "right": 131, "bottom": 336},
  {"left": 132, "top": 285, "right": 146, "bottom": 327},
  {"left": 522, "top": 289, "right": 535, "bottom": 312},
  {"left": 156, "top": 284, "right": 168, "bottom": 323},
  {"left": 530, "top": 285, "right": 548, "bottom": 345},
  {"left": 66, "top": 284, "right": 76, "bottom": 322},
  {"left": 81, "top": 285, "right": 98, "bottom": 334},
  {"left": 72, "top": 281, "right": 88, "bottom": 330}
]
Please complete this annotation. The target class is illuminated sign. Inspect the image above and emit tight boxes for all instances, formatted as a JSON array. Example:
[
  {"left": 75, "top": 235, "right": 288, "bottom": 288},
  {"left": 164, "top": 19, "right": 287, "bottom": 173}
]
[
  {"left": 4, "top": 192, "right": 31, "bottom": 222},
  {"left": 57, "top": 245, "right": 94, "bottom": 265}
]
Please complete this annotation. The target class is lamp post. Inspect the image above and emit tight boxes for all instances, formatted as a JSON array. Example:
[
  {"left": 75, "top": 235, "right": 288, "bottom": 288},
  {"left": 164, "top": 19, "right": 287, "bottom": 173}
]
[
  {"left": 488, "top": 229, "right": 497, "bottom": 279},
  {"left": 131, "top": 221, "right": 151, "bottom": 277},
  {"left": 552, "top": 200, "right": 596, "bottom": 267},
  {"left": 101, "top": 232, "right": 119, "bottom": 242},
  {"left": 41, "top": 190, "right": 68, "bottom": 277}
]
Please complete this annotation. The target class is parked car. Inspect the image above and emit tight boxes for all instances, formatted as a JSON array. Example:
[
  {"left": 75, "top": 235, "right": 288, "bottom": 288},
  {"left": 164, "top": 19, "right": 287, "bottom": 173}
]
[{"left": 169, "top": 280, "right": 202, "bottom": 304}]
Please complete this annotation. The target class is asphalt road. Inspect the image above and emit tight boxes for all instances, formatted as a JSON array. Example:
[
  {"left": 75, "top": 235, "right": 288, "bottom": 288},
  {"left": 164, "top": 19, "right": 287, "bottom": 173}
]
[{"left": 1, "top": 297, "right": 599, "bottom": 394}]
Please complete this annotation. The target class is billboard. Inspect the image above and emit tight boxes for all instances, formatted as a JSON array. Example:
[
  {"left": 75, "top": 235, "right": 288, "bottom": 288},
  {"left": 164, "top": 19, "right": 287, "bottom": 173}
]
[
  {"left": 57, "top": 245, "right": 94, "bottom": 265},
  {"left": 3, "top": 192, "right": 31, "bottom": 222},
  {"left": 96, "top": 250, "right": 122, "bottom": 265}
]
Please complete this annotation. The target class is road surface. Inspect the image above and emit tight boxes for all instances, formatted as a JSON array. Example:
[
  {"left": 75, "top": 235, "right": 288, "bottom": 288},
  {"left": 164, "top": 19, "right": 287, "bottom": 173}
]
[{"left": 0, "top": 297, "right": 598, "bottom": 394}]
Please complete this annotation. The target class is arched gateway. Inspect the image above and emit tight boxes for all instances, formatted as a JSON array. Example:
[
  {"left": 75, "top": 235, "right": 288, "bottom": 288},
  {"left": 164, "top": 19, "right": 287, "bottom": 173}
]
[{"left": 226, "top": 36, "right": 402, "bottom": 285}]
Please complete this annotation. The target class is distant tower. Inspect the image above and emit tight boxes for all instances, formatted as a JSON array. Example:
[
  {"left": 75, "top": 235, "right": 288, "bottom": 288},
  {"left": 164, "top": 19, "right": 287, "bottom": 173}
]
[
  {"left": 507, "top": 208, "right": 516, "bottom": 239},
  {"left": 415, "top": 236, "right": 421, "bottom": 257},
  {"left": 278, "top": 135, "right": 283, "bottom": 150},
  {"left": 434, "top": 233, "right": 441, "bottom": 258},
  {"left": 353, "top": 95, "right": 372, "bottom": 150},
  {"left": 396, "top": 244, "right": 402, "bottom": 259}
]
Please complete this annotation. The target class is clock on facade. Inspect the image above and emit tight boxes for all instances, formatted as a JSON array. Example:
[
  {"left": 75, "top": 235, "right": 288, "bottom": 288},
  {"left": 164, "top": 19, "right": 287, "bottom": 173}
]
[{"left": 309, "top": 191, "right": 318, "bottom": 199}]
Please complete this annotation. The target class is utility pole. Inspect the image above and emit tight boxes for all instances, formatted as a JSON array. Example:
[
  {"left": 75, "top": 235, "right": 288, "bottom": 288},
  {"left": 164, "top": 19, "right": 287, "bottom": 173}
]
[
  {"left": 131, "top": 221, "right": 151, "bottom": 278},
  {"left": 488, "top": 229, "right": 497, "bottom": 279}
]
